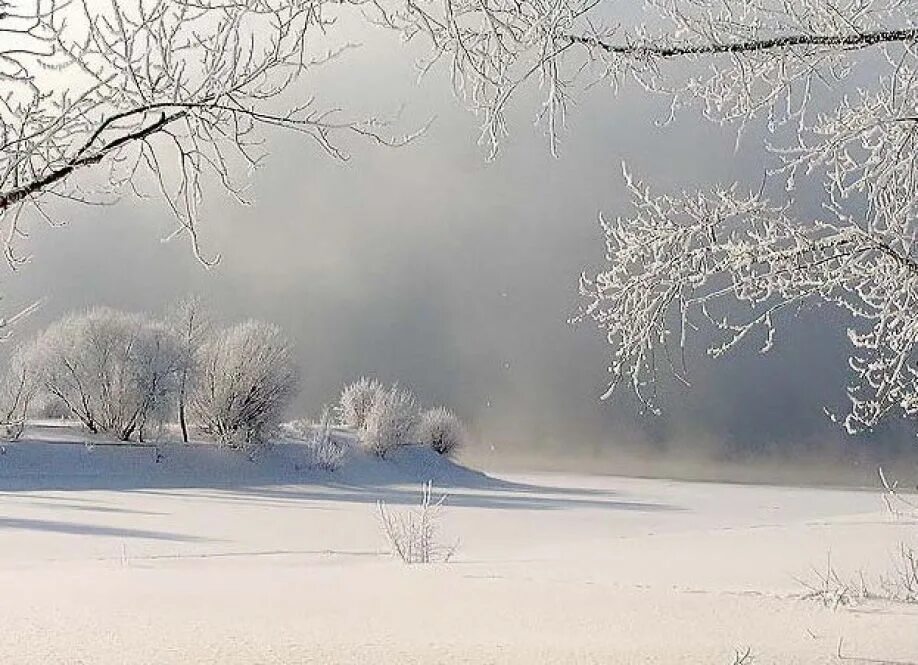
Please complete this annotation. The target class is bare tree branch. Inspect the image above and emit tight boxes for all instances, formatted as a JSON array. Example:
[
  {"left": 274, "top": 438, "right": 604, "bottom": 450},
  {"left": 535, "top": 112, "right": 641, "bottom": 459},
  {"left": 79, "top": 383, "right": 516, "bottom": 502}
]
[{"left": 566, "top": 26, "right": 918, "bottom": 58}]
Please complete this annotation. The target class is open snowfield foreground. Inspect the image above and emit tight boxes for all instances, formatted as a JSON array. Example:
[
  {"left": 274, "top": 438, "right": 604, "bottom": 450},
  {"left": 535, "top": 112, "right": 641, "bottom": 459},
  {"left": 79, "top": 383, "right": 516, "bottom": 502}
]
[{"left": 0, "top": 435, "right": 915, "bottom": 664}]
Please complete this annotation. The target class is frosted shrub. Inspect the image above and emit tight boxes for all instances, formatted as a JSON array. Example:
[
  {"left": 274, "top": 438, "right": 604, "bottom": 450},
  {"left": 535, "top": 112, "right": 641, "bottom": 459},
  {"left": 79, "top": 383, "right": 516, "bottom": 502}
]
[
  {"left": 361, "top": 384, "right": 417, "bottom": 458},
  {"left": 879, "top": 467, "right": 918, "bottom": 522},
  {"left": 797, "top": 554, "right": 869, "bottom": 609},
  {"left": 377, "top": 482, "right": 457, "bottom": 564},
  {"left": 337, "top": 377, "right": 382, "bottom": 430},
  {"left": 190, "top": 320, "right": 298, "bottom": 451},
  {"left": 26, "top": 308, "right": 184, "bottom": 441},
  {"left": 306, "top": 407, "right": 346, "bottom": 471},
  {"left": 0, "top": 344, "right": 37, "bottom": 441},
  {"left": 880, "top": 544, "right": 918, "bottom": 604},
  {"left": 415, "top": 407, "right": 466, "bottom": 457}
]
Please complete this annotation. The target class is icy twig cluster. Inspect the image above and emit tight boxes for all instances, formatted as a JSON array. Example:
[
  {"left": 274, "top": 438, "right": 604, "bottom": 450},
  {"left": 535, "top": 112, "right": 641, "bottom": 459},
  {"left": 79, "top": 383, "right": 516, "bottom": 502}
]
[
  {"left": 880, "top": 543, "right": 918, "bottom": 603},
  {"left": 878, "top": 467, "right": 918, "bottom": 522},
  {"left": 797, "top": 553, "right": 870, "bottom": 609},
  {"left": 798, "top": 544, "right": 918, "bottom": 608},
  {"left": 377, "top": 481, "right": 457, "bottom": 564}
]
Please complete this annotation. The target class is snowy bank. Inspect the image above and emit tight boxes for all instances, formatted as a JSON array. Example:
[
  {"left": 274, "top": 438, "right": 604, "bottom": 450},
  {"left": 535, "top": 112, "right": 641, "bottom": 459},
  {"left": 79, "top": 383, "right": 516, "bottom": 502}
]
[{"left": 0, "top": 422, "right": 492, "bottom": 492}]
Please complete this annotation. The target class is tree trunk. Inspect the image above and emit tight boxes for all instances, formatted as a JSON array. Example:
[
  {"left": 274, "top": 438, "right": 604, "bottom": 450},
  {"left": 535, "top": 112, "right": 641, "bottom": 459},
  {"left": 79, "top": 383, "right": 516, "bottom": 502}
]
[{"left": 179, "top": 400, "right": 189, "bottom": 443}]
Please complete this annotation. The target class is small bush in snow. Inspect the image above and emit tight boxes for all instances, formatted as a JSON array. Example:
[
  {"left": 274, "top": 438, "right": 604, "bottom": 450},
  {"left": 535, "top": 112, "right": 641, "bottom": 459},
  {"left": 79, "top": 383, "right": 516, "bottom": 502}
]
[
  {"left": 0, "top": 344, "right": 38, "bottom": 440},
  {"left": 799, "top": 543, "right": 918, "bottom": 607},
  {"left": 880, "top": 543, "right": 918, "bottom": 603},
  {"left": 797, "top": 553, "right": 869, "bottom": 609},
  {"left": 306, "top": 406, "right": 346, "bottom": 471},
  {"left": 878, "top": 467, "right": 918, "bottom": 522},
  {"left": 25, "top": 308, "right": 185, "bottom": 441},
  {"left": 415, "top": 407, "right": 466, "bottom": 457},
  {"left": 377, "top": 481, "right": 457, "bottom": 564},
  {"left": 360, "top": 384, "right": 417, "bottom": 458},
  {"left": 337, "top": 376, "right": 382, "bottom": 430},
  {"left": 190, "top": 320, "right": 298, "bottom": 451}
]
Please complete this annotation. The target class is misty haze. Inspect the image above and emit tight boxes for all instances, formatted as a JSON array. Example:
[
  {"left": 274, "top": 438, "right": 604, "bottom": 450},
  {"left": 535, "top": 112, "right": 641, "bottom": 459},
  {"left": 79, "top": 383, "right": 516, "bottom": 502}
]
[{"left": 0, "top": 0, "right": 916, "bottom": 663}]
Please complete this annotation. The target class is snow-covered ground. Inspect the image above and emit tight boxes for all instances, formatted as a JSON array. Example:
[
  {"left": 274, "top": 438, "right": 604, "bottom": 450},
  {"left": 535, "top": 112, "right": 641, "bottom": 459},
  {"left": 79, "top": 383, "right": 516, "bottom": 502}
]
[{"left": 0, "top": 424, "right": 915, "bottom": 664}]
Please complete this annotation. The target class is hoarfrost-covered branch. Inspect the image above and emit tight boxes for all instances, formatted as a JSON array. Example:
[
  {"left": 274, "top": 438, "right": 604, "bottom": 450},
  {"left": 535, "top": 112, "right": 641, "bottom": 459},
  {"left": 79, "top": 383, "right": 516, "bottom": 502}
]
[
  {"left": 576, "top": 165, "right": 917, "bottom": 432},
  {"left": 0, "top": 0, "right": 416, "bottom": 269},
  {"left": 378, "top": 0, "right": 916, "bottom": 156}
]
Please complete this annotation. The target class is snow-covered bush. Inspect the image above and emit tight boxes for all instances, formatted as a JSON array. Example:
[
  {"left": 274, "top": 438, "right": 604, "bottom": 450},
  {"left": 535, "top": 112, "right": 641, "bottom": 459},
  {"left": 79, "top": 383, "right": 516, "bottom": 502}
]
[
  {"left": 190, "top": 320, "right": 298, "bottom": 451},
  {"left": 360, "top": 384, "right": 418, "bottom": 458},
  {"left": 415, "top": 407, "right": 466, "bottom": 457},
  {"left": 337, "top": 376, "right": 382, "bottom": 430},
  {"left": 377, "top": 482, "right": 457, "bottom": 564},
  {"left": 0, "top": 344, "right": 38, "bottom": 440},
  {"left": 880, "top": 544, "right": 918, "bottom": 604},
  {"left": 26, "top": 308, "right": 184, "bottom": 441},
  {"left": 305, "top": 406, "right": 347, "bottom": 471}
]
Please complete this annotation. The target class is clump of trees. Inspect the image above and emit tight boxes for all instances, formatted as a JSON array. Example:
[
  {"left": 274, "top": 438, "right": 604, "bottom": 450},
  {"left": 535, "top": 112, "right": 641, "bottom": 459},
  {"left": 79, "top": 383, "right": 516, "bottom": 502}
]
[
  {"left": 23, "top": 308, "right": 184, "bottom": 441},
  {"left": 337, "top": 377, "right": 468, "bottom": 458},
  {"left": 0, "top": 305, "right": 299, "bottom": 449},
  {"left": 0, "top": 313, "right": 471, "bottom": 462}
]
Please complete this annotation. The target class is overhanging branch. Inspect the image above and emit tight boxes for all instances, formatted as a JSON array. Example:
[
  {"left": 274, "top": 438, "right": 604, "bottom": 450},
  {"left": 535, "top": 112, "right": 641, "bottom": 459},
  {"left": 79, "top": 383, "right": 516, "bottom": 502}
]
[
  {"left": 0, "top": 110, "right": 187, "bottom": 212},
  {"left": 565, "top": 26, "right": 918, "bottom": 58}
]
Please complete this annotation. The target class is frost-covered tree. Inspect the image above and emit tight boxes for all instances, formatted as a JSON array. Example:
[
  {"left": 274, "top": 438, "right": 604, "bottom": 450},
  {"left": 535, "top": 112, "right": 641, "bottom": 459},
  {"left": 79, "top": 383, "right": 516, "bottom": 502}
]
[
  {"left": 0, "top": 342, "right": 37, "bottom": 440},
  {"left": 168, "top": 295, "right": 211, "bottom": 443},
  {"left": 130, "top": 318, "right": 188, "bottom": 441},
  {"left": 190, "top": 320, "right": 298, "bottom": 450},
  {"left": 415, "top": 406, "right": 466, "bottom": 456},
  {"left": 26, "top": 308, "right": 185, "bottom": 440},
  {"left": 361, "top": 383, "right": 418, "bottom": 457},
  {"left": 380, "top": 0, "right": 918, "bottom": 433},
  {"left": 337, "top": 376, "right": 383, "bottom": 430}
]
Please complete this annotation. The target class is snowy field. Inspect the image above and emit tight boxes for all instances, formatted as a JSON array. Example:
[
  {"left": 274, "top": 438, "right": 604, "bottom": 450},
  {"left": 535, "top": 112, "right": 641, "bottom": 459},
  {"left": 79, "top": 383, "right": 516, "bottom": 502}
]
[{"left": 0, "top": 427, "right": 915, "bottom": 664}]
